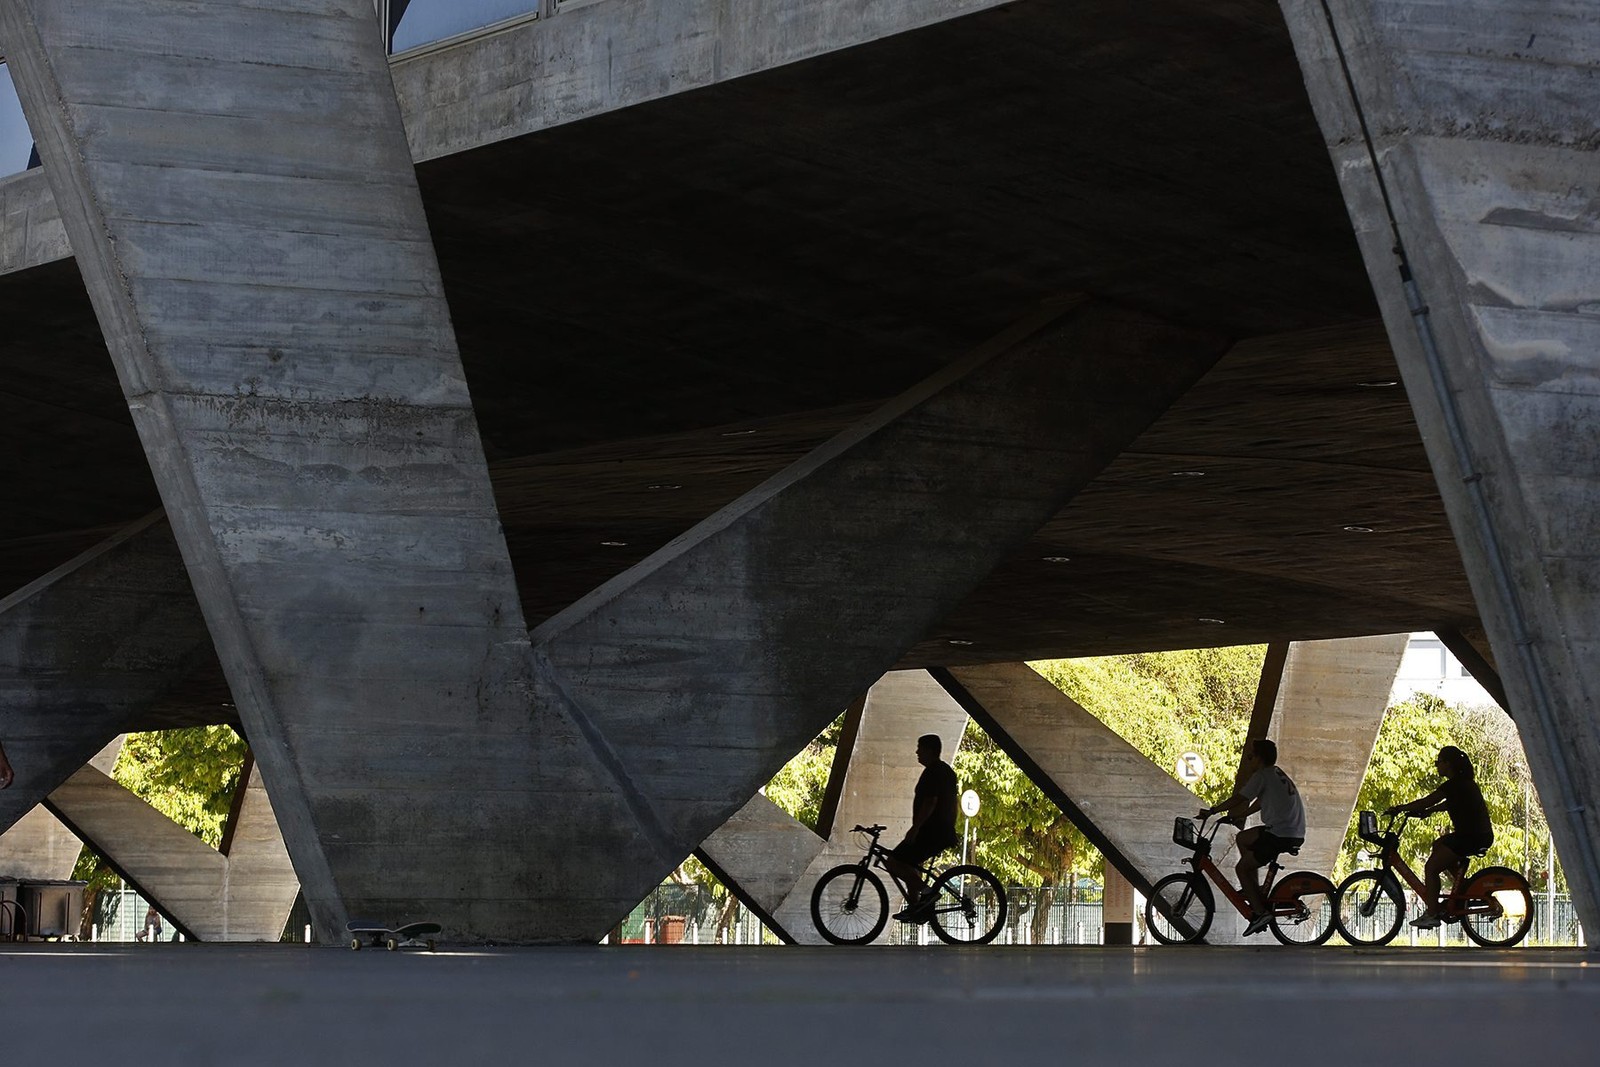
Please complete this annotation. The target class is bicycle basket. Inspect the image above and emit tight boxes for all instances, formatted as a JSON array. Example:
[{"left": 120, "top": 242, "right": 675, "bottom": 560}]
[
  {"left": 1359, "top": 810, "right": 1377, "bottom": 838},
  {"left": 1172, "top": 817, "right": 1199, "bottom": 848}
]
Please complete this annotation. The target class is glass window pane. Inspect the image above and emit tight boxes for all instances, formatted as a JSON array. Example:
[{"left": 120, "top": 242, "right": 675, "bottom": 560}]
[{"left": 392, "top": 1, "right": 540, "bottom": 53}]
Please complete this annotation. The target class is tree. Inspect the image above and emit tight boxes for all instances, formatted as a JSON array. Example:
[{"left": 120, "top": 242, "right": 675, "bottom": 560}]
[{"left": 71, "top": 726, "right": 249, "bottom": 937}]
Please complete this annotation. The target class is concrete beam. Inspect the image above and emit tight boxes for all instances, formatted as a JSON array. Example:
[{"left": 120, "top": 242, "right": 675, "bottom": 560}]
[
  {"left": 0, "top": 736, "right": 121, "bottom": 880},
  {"left": 1268, "top": 634, "right": 1407, "bottom": 878},
  {"left": 535, "top": 298, "right": 1229, "bottom": 918},
  {"left": 0, "top": 513, "right": 216, "bottom": 836},
  {"left": 933, "top": 663, "right": 1248, "bottom": 943},
  {"left": 699, "top": 670, "right": 968, "bottom": 945},
  {"left": 1281, "top": 0, "right": 1600, "bottom": 931},
  {"left": 45, "top": 756, "right": 297, "bottom": 941},
  {"left": 1, "top": 0, "right": 1007, "bottom": 278}
]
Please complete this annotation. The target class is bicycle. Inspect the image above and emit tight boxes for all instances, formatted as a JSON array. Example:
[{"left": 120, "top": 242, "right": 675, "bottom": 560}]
[
  {"left": 1333, "top": 810, "right": 1533, "bottom": 947},
  {"left": 1145, "top": 812, "right": 1336, "bottom": 946},
  {"left": 810, "top": 824, "right": 1008, "bottom": 945}
]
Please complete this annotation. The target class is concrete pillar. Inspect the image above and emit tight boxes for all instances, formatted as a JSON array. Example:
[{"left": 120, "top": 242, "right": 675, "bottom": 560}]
[
  {"left": 0, "top": 513, "right": 215, "bottom": 837},
  {"left": 45, "top": 757, "right": 298, "bottom": 941},
  {"left": 1280, "top": 0, "right": 1600, "bottom": 929},
  {"left": 1268, "top": 634, "right": 1408, "bottom": 878},
  {"left": 934, "top": 663, "right": 1248, "bottom": 943},
  {"left": 0, "top": 737, "right": 122, "bottom": 880},
  {"left": 0, "top": 0, "right": 630, "bottom": 941},
  {"left": 536, "top": 298, "right": 1229, "bottom": 923},
  {"left": 699, "top": 670, "right": 969, "bottom": 945}
]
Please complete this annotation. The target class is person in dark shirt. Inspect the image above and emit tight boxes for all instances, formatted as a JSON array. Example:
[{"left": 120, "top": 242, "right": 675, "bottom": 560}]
[
  {"left": 884, "top": 734, "right": 960, "bottom": 923},
  {"left": 1386, "top": 745, "right": 1493, "bottom": 929},
  {"left": 0, "top": 740, "right": 12, "bottom": 789}
]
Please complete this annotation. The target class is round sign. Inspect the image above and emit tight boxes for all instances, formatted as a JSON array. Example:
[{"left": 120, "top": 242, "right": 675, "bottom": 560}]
[
  {"left": 960, "top": 789, "right": 981, "bottom": 817},
  {"left": 1175, "top": 752, "right": 1206, "bottom": 784}
]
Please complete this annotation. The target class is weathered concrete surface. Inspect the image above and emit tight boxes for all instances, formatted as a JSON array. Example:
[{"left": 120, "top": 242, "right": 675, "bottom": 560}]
[
  {"left": 699, "top": 670, "right": 968, "bottom": 945},
  {"left": 390, "top": 0, "right": 1009, "bottom": 163},
  {"left": 0, "top": 736, "right": 120, "bottom": 880},
  {"left": 1281, "top": 0, "right": 1600, "bottom": 931},
  {"left": 0, "top": 513, "right": 215, "bottom": 836},
  {"left": 535, "top": 299, "right": 1228, "bottom": 920},
  {"left": 0, "top": 0, "right": 637, "bottom": 942},
  {"left": 1, "top": 0, "right": 1007, "bottom": 278},
  {"left": 46, "top": 758, "right": 297, "bottom": 941},
  {"left": 1269, "top": 634, "right": 1407, "bottom": 877},
  {"left": 935, "top": 663, "right": 1247, "bottom": 943}
]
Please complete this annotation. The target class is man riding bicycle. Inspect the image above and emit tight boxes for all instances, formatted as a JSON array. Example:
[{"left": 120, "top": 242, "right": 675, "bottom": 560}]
[
  {"left": 884, "top": 733, "right": 960, "bottom": 923},
  {"left": 1198, "top": 738, "right": 1305, "bottom": 936}
]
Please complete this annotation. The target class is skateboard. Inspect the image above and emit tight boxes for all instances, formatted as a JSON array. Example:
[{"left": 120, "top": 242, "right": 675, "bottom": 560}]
[{"left": 346, "top": 919, "right": 440, "bottom": 952}]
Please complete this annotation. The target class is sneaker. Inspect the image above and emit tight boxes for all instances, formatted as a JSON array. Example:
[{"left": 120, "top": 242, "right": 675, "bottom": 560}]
[
  {"left": 1243, "top": 911, "right": 1274, "bottom": 936},
  {"left": 1410, "top": 912, "right": 1441, "bottom": 930}
]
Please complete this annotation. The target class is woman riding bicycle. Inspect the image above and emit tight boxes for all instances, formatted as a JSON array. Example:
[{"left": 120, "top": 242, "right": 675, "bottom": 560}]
[{"left": 1385, "top": 745, "right": 1492, "bottom": 930}]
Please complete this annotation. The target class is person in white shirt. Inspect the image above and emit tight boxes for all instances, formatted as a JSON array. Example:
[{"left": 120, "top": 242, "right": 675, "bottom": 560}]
[{"left": 1199, "top": 739, "right": 1306, "bottom": 936}]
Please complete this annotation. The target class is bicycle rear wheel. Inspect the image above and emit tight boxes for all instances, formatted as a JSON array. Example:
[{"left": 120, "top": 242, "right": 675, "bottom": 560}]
[
  {"left": 1269, "top": 871, "right": 1336, "bottom": 946},
  {"left": 1145, "top": 873, "right": 1212, "bottom": 945},
  {"left": 811, "top": 865, "right": 889, "bottom": 945},
  {"left": 1333, "top": 870, "right": 1405, "bottom": 946},
  {"left": 927, "top": 865, "right": 1006, "bottom": 945},
  {"left": 1458, "top": 866, "right": 1533, "bottom": 947}
]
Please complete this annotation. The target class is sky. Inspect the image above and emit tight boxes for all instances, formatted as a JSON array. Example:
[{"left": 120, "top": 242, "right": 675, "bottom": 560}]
[
  {"left": 0, "top": 65, "right": 35, "bottom": 178},
  {"left": 391, "top": 0, "right": 541, "bottom": 53}
]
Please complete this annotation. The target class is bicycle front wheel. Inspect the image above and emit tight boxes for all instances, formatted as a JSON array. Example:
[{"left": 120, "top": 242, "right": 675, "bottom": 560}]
[
  {"left": 1269, "top": 870, "right": 1336, "bottom": 946},
  {"left": 927, "top": 865, "right": 1006, "bottom": 945},
  {"left": 811, "top": 864, "right": 889, "bottom": 945},
  {"left": 1145, "top": 873, "right": 1212, "bottom": 945},
  {"left": 1333, "top": 870, "right": 1405, "bottom": 946},
  {"left": 1459, "top": 866, "right": 1533, "bottom": 947}
]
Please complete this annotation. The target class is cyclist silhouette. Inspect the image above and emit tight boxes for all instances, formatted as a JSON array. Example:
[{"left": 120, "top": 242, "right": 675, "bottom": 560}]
[
  {"left": 883, "top": 734, "right": 959, "bottom": 923},
  {"left": 1385, "top": 745, "right": 1492, "bottom": 929},
  {"left": 1199, "top": 738, "right": 1305, "bottom": 936}
]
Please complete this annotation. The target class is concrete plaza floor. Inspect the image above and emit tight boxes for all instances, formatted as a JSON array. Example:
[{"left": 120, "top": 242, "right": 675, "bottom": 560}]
[{"left": 3, "top": 943, "right": 1593, "bottom": 1064}]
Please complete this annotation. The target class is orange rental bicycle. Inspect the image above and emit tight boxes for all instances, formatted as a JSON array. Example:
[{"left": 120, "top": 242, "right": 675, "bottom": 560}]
[
  {"left": 1333, "top": 810, "right": 1533, "bottom": 947},
  {"left": 1145, "top": 811, "right": 1336, "bottom": 946}
]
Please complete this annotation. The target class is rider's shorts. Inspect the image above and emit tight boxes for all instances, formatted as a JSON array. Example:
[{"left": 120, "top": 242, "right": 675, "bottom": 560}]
[
  {"left": 1438, "top": 830, "right": 1493, "bottom": 857},
  {"left": 890, "top": 832, "right": 958, "bottom": 866},
  {"left": 1245, "top": 830, "right": 1304, "bottom": 865}
]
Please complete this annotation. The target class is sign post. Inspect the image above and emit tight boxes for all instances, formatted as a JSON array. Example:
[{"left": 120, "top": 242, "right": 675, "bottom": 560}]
[{"left": 1175, "top": 751, "right": 1206, "bottom": 785}]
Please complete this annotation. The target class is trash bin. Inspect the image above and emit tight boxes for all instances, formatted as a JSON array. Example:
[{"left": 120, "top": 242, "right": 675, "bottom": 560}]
[{"left": 20, "top": 880, "right": 86, "bottom": 940}]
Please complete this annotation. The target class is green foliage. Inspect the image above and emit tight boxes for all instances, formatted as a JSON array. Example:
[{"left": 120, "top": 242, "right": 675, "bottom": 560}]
[
  {"left": 953, "top": 722, "right": 1079, "bottom": 886},
  {"left": 72, "top": 727, "right": 249, "bottom": 910},
  {"left": 1032, "top": 646, "right": 1266, "bottom": 809},
  {"left": 112, "top": 726, "right": 249, "bottom": 847},
  {"left": 763, "top": 713, "right": 843, "bottom": 831}
]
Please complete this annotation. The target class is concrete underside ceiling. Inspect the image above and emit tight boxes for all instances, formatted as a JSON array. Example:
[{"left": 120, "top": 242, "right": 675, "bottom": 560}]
[{"left": 0, "top": 0, "right": 1476, "bottom": 728}]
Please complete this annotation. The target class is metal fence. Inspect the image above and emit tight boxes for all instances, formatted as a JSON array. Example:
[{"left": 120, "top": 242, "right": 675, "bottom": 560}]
[{"left": 619, "top": 884, "right": 1586, "bottom": 947}]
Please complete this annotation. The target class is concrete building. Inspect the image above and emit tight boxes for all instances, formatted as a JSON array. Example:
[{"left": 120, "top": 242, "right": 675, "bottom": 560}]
[{"left": 0, "top": 0, "right": 1594, "bottom": 943}]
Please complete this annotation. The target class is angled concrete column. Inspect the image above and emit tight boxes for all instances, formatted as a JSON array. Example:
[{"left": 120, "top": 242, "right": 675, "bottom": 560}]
[
  {"left": 45, "top": 757, "right": 297, "bottom": 941},
  {"left": 0, "top": 737, "right": 121, "bottom": 880},
  {"left": 0, "top": 0, "right": 641, "bottom": 941},
  {"left": 1281, "top": 0, "right": 1600, "bottom": 929},
  {"left": 1268, "top": 634, "right": 1407, "bottom": 878},
  {"left": 0, "top": 513, "right": 215, "bottom": 836},
  {"left": 699, "top": 670, "right": 969, "bottom": 945},
  {"left": 537, "top": 299, "right": 1229, "bottom": 912},
  {"left": 933, "top": 663, "right": 1248, "bottom": 943}
]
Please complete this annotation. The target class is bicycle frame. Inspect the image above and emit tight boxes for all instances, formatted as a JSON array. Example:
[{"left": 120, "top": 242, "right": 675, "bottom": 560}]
[
  {"left": 1359, "top": 812, "right": 1478, "bottom": 920},
  {"left": 850, "top": 825, "right": 942, "bottom": 900},
  {"left": 1182, "top": 814, "right": 1287, "bottom": 920}
]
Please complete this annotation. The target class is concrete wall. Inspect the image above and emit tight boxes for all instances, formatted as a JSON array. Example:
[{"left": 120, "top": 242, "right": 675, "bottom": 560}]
[
  {"left": 1269, "top": 634, "right": 1407, "bottom": 877},
  {"left": 0, "top": 736, "right": 121, "bottom": 880},
  {"left": 1280, "top": 0, "right": 1600, "bottom": 930}
]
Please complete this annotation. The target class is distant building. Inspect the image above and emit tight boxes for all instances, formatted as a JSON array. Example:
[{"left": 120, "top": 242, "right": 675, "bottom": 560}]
[{"left": 1391, "top": 632, "right": 1493, "bottom": 707}]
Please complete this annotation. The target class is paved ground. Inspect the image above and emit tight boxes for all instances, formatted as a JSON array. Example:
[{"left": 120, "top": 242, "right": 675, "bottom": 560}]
[{"left": 3, "top": 943, "right": 1593, "bottom": 1064}]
